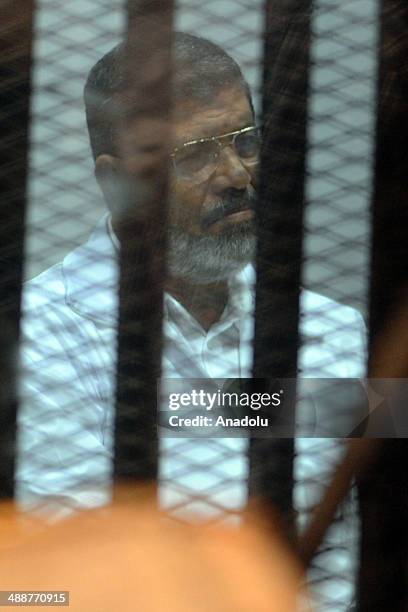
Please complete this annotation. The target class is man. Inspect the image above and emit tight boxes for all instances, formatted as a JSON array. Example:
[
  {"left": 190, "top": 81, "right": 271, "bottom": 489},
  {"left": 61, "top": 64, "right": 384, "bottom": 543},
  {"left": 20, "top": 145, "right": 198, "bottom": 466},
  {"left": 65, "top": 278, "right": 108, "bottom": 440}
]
[{"left": 17, "top": 32, "right": 364, "bottom": 607}]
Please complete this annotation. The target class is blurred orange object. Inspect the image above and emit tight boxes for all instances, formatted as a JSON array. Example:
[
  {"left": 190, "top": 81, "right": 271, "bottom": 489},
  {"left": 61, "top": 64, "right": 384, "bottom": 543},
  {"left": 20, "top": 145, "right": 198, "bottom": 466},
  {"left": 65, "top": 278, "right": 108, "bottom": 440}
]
[{"left": 0, "top": 487, "right": 304, "bottom": 611}]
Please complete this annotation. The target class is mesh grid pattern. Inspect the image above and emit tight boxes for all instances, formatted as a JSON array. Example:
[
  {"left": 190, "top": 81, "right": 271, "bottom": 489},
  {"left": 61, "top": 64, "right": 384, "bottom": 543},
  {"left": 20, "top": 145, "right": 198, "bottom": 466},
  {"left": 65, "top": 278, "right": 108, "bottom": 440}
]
[
  {"left": 11, "top": 1, "right": 379, "bottom": 611},
  {"left": 25, "top": 0, "right": 124, "bottom": 280},
  {"left": 303, "top": 0, "right": 378, "bottom": 316},
  {"left": 299, "top": 2, "right": 377, "bottom": 609}
]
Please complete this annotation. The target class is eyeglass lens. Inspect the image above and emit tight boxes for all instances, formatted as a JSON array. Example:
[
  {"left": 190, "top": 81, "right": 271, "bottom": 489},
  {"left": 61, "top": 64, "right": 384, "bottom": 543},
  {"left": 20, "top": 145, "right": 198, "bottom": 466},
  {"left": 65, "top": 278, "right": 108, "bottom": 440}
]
[
  {"left": 174, "top": 128, "right": 261, "bottom": 179},
  {"left": 175, "top": 140, "right": 219, "bottom": 178},
  {"left": 234, "top": 129, "right": 261, "bottom": 161}
]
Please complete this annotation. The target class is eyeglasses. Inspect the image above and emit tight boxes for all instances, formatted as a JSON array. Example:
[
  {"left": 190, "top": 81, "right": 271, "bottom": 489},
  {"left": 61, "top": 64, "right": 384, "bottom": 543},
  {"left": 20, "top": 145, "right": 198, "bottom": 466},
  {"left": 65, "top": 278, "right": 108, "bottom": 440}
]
[{"left": 170, "top": 125, "right": 261, "bottom": 182}]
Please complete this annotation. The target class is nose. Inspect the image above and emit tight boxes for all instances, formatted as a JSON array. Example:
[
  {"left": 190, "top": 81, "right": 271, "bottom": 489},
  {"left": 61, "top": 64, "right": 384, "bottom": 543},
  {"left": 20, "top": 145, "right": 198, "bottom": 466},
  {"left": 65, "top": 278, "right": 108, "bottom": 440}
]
[{"left": 211, "top": 146, "right": 252, "bottom": 192}]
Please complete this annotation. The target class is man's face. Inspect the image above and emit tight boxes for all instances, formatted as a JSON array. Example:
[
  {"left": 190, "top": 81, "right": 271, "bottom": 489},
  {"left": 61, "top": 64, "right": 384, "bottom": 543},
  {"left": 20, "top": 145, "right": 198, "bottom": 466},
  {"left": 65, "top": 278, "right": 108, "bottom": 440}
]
[
  {"left": 167, "top": 85, "right": 258, "bottom": 283},
  {"left": 169, "top": 85, "right": 257, "bottom": 235}
]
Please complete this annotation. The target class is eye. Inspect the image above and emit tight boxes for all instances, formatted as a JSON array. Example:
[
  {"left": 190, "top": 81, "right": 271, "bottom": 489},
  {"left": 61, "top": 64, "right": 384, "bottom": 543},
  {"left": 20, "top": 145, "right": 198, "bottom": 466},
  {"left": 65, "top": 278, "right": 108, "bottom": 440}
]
[
  {"left": 235, "top": 129, "right": 261, "bottom": 160},
  {"left": 174, "top": 141, "right": 219, "bottom": 176}
]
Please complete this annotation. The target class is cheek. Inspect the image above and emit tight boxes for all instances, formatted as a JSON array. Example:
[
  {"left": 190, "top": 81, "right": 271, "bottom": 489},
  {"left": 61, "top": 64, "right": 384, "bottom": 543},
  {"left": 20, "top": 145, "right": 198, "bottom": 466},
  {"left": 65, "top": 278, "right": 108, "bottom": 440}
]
[
  {"left": 167, "top": 177, "right": 206, "bottom": 233},
  {"left": 248, "top": 165, "right": 259, "bottom": 191}
]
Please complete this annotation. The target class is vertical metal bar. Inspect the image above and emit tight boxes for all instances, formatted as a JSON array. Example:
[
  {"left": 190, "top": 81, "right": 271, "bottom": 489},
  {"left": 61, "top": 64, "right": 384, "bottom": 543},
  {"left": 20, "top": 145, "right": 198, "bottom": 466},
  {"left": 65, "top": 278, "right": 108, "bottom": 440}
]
[
  {"left": 113, "top": 1, "right": 173, "bottom": 484},
  {"left": 249, "top": 1, "right": 311, "bottom": 534},
  {"left": 358, "top": 2, "right": 408, "bottom": 610},
  {"left": 0, "top": 1, "right": 34, "bottom": 498}
]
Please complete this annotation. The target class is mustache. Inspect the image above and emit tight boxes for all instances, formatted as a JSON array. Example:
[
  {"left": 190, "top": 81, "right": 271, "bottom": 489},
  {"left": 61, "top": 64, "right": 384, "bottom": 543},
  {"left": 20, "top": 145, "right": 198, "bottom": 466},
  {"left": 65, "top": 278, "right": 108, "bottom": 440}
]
[{"left": 200, "top": 189, "right": 256, "bottom": 229}]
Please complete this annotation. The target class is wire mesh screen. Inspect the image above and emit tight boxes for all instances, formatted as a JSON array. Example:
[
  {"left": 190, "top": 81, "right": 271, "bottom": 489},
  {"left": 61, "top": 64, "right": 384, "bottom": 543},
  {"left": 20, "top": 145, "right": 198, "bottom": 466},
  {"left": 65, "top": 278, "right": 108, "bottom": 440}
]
[
  {"left": 16, "top": 0, "right": 125, "bottom": 516},
  {"left": 24, "top": 0, "right": 125, "bottom": 280},
  {"left": 303, "top": 0, "right": 377, "bottom": 318},
  {"left": 297, "top": 1, "right": 377, "bottom": 610},
  {"left": 16, "top": 0, "right": 266, "bottom": 516},
  {"left": 6, "top": 0, "right": 389, "bottom": 611},
  {"left": 158, "top": 0, "right": 265, "bottom": 523}
]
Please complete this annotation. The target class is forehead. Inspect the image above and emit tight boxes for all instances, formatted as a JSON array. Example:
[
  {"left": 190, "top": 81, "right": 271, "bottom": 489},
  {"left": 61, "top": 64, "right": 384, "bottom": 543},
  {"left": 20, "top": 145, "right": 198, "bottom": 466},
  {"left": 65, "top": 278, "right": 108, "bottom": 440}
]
[{"left": 172, "top": 86, "right": 254, "bottom": 144}]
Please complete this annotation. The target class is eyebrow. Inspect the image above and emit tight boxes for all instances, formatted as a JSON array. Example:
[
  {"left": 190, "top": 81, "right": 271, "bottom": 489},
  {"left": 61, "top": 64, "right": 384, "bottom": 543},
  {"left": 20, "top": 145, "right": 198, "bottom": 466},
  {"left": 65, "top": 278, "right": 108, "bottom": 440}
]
[{"left": 176, "top": 117, "right": 255, "bottom": 148}]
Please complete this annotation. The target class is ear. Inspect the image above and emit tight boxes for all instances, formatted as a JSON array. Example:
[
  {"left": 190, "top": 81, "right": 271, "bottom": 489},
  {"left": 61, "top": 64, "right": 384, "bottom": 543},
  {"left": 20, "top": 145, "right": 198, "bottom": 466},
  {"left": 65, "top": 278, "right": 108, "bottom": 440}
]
[{"left": 94, "top": 154, "right": 123, "bottom": 212}]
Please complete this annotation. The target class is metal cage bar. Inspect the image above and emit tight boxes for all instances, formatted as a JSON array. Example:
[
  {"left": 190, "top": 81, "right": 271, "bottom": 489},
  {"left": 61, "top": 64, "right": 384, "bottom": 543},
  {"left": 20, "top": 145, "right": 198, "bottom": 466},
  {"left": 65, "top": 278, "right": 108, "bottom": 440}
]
[
  {"left": 358, "top": 1, "right": 408, "bottom": 609},
  {"left": 113, "top": 1, "right": 174, "bottom": 484},
  {"left": 249, "top": 0, "right": 311, "bottom": 533},
  {"left": 0, "top": 1, "right": 34, "bottom": 498}
]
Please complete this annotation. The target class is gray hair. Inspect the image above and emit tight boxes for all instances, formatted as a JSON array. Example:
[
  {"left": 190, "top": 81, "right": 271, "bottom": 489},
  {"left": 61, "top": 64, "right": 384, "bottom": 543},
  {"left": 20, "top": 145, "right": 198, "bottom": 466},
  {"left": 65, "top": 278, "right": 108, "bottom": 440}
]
[{"left": 84, "top": 32, "right": 253, "bottom": 160}]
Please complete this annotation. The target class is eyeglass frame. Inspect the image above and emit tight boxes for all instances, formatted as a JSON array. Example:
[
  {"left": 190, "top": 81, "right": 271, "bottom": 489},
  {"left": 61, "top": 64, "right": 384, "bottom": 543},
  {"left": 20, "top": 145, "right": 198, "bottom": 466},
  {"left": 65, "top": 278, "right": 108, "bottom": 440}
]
[{"left": 170, "top": 125, "right": 261, "bottom": 180}]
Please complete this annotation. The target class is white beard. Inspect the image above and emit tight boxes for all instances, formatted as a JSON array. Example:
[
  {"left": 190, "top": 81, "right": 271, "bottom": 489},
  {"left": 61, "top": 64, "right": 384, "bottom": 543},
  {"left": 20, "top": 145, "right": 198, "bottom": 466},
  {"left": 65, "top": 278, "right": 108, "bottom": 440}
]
[{"left": 167, "top": 221, "right": 256, "bottom": 284}]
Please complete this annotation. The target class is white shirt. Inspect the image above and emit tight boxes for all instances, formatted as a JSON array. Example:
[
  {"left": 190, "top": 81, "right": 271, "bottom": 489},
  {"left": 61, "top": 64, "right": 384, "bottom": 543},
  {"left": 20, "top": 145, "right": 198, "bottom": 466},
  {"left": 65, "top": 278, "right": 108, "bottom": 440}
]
[{"left": 17, "top": 214, "right": 366, "bottom": 609}]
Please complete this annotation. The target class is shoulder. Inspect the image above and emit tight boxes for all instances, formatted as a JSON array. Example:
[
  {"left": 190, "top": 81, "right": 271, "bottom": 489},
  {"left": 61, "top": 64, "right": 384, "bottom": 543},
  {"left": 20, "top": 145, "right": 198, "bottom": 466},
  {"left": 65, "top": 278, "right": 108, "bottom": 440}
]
[
  {"left": 22, "top": 261, "right": 79, "bottom": 334},
  {"left": 20, "top": 260, "right": 103, "bottom": 369},
  {"left": 21, "top": 263, "right": 75, "bottom": 353},
  {"left": 19, "top": 254, "right": 115, "bottom": 415},
  {"left": 240, "top": 265, "right": 366, "bottom": 376},
  {"left": 21, "top": 214, "right": 116, "bottom": 339},
  {"left": 19, "top": 220, "right": 118, "bottom": 399},
  {"left": 20, "top": 264, "right": 86, "bottom": 380},
  {"left": 242, "top": 264, "right": 365, "bottom": 333},
  {"left": 299, "top": 290, "right": 366, "bottom": 377},
  {"left": 300, "top": 289, "right": 366, "bottom": 339},
  {"left": 22, "top": 263, "right": 66, "bottom": 310}
]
